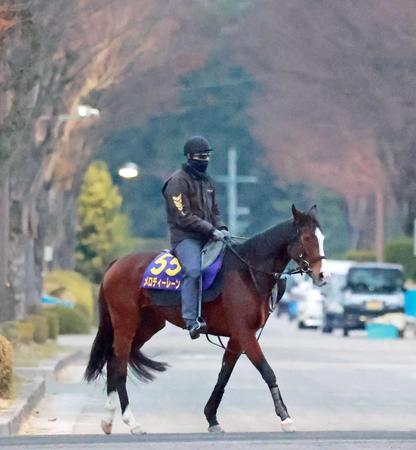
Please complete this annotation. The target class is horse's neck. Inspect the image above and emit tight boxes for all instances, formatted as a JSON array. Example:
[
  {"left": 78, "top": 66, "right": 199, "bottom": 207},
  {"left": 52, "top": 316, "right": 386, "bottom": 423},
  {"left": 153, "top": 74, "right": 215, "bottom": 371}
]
[{"left": 238, "top": 220, "right": 295, "bottom": 273}]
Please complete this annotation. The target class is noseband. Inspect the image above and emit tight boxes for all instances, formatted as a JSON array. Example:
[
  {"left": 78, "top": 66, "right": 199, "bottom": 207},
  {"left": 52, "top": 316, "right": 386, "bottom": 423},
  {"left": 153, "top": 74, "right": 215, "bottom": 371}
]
[{"left": 295, "top": 254, "right": 327, "bottom": 274}]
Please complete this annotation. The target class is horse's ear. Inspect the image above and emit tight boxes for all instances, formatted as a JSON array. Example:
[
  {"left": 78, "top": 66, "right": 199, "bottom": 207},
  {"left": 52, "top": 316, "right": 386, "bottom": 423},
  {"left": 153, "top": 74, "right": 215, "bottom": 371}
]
[
  {"left": 292, "top": 204, "right": 304, "bottom": 223},
  {"left": 308, "top": 205, "right": 317, "bottom": 219}
]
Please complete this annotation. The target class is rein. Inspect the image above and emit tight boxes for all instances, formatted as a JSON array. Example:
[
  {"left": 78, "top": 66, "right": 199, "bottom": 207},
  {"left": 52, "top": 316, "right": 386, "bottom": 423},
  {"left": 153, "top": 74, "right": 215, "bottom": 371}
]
[
  {"left": 204, "top": 235, "right": 326, "bottom": 352},
  {"left": 223, "top": 238, "right": 312, "bottom": 280}
]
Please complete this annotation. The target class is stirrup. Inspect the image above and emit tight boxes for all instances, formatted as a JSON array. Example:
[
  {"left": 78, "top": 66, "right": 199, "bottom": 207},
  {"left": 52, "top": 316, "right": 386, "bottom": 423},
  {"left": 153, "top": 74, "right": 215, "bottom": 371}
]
[{"left": 187, "top": 318, "right": 207, "bottom": 340}]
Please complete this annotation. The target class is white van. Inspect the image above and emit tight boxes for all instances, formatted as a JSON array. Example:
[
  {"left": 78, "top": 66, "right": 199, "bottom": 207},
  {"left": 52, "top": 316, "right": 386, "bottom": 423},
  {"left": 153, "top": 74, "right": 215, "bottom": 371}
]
[
  {"left": 340, "top": 262, "right": 405, "bottom": 336},
  {"left": 321, "top": 260, "right": 355, "bottom": 333}
]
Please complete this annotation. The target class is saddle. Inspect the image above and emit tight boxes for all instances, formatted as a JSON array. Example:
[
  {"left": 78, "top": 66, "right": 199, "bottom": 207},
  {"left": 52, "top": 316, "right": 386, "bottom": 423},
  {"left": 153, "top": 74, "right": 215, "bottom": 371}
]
[
  {"left": 141, "top": 240, "right": 287, "bottom": 309},
  {"left": 140, "top": 240, "right": 226, "bottom": 306}
]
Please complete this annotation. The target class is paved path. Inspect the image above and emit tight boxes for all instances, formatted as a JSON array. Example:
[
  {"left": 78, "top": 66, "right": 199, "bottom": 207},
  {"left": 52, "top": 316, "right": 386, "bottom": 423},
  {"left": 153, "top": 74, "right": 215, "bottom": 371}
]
[
  {"left": 17, "top": 317, "right": 416, "bottom": 439},
  {"left": 2, "top": 431, "right": 416, "bottom": 449}
]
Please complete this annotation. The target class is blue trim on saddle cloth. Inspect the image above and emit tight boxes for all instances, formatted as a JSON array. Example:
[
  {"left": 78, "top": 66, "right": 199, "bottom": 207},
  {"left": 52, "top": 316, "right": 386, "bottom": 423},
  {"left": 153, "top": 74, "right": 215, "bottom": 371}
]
[{"left": 140, "top": 250, "right": 224, "bottom": 291}]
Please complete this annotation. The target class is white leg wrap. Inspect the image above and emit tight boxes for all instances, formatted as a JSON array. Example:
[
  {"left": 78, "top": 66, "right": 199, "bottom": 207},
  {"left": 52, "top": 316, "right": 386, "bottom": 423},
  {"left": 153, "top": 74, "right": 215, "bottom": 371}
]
[
  {"left": 101, "top": 392, "right": 117, "bottom": 434},
  {"left": 103, "top": 391, "right": 117, "bottom": 424},
  {"left": 122, "top": 405, "right": 144, "bottom": 434}
]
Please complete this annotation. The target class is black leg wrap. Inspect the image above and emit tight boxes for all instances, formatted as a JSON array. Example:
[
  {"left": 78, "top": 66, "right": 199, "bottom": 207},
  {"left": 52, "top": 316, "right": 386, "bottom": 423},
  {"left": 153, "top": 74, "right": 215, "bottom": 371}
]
[
  {"left": 270, "top": 385, "right": 289, "bottom": 421},
  {"left": 255, "top": 358, "right": 289, "bottom": 421}
]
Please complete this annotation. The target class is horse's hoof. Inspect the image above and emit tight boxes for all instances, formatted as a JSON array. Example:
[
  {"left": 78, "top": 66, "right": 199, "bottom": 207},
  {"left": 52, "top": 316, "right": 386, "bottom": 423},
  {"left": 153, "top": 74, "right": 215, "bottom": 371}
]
[
  {"left": 281, "top": 417, "right": 296, "bottom": 432},
  {"left": 101, "top": 420, "right": 113, "bottom": 435},
  {"left": 208, "top": 424, "right": 224, "bottom": 433},
  {"left": 130, "top": 425, "right": 146, "bottom": 435}
]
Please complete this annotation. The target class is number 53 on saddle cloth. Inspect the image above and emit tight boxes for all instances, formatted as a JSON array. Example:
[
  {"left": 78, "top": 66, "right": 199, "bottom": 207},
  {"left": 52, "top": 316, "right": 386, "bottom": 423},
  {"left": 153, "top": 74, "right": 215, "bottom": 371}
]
[{"left": 140, "top": 241, "right": 225, "bottom": 292}]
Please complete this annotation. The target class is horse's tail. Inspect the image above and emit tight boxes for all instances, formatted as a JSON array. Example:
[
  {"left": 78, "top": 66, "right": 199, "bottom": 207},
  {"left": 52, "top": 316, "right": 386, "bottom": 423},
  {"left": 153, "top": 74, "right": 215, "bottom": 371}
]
[
  {"left": 129, "top": 348, "right": 168, "bottom": 382},
  {"left": 85, "top": 259, "right": 167, "bottom": 383},
  {"left": 84, "top": 283, "right": 113, "bottom": 382}
]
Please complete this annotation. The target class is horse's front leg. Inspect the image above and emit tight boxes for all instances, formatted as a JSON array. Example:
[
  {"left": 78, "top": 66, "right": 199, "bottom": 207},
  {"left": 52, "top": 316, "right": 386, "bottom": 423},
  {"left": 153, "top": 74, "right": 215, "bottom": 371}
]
[
  {"left": 245, "top": 338, "right": 296, "bottom": 432},
  {"left": 204, "top": 338, "right": 242, "bottom": 433}
]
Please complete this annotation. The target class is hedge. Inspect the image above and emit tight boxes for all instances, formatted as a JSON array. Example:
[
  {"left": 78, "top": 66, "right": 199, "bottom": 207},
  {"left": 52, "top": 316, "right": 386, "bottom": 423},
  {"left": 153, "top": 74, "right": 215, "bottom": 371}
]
[
  {"left": 384, "top": 237, "right": 416, "bottom": 280},
  {"left": 41, "top": 310, "right": 60, "bottom": 340},
  {"left": 43, "top": 270, "right": 95, "bottom": 321},
  {"left": 0, "top": 335, "right": 13, "bottom": 398},
  {"left": 26, "top": 314, "right": 49, "bottom": 344},
  {"left": 48, "top": 305, "right": 90, "bottom": 334},
  {"left": 345, "top": 249, "right": 376, "bottom": 262},
  {"left": 0, "top": 321, "right": 35, "bottom": 345}
]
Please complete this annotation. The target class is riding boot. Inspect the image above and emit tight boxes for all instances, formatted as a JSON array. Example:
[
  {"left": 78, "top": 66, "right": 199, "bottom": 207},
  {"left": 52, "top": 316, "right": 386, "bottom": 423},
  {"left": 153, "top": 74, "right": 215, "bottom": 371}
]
[
  {"left": 174, "top": 239, "right": 205, "bottom": 339},
  {"left": 186, "top": 318, "right": 207, "bottom": 340}
]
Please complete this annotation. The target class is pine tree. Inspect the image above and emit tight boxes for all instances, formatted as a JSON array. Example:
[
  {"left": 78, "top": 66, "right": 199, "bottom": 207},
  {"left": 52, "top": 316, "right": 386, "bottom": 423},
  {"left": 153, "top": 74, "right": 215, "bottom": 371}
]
[{"left": 76, "top": 161, "right": 135, "bottom": 282}]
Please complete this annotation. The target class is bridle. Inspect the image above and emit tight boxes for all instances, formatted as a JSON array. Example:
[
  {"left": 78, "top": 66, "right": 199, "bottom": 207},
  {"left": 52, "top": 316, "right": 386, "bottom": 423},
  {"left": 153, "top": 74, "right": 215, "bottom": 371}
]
[
  {"left": 224, "top": 232, "right": 326, "bottom": 282},
  {"left": 292, "top": 253, "right": 327, "bottom": 276},
  {"left": 223, "top": 239, "right": 322, "bottom": 284},
  {"left": 205, "top": 238, "right": 325, "bottom": 352},
  {"left": 205, "top": 234, "right": 326, "bottom": 352}
]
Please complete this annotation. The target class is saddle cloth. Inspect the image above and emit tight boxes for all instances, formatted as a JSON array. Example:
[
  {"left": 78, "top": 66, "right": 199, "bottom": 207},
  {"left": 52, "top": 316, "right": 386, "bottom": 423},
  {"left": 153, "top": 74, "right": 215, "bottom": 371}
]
[{"left": 140, "top": 240, "right": 225, "bottom": 292}]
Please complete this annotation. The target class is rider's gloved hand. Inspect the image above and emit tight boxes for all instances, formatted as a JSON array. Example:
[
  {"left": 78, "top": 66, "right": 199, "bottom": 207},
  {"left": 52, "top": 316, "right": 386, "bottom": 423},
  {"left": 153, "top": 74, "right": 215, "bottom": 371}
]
[
  {"left": 212, "top": 229, "right": 224, "bottom": 241},
  {"left": 220, "top": 229, "right": 231, "bottom": 240}
]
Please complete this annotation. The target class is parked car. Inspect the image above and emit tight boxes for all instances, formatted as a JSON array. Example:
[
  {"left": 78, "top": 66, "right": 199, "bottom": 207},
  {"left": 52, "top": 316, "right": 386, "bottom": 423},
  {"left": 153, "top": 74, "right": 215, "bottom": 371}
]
[
  {"left": 297, "top": 288, "right": 324, "bottom": 329},
  {"left": 289, "top": 276, "right": 323, "bottom": 329},
  {"left": 276, "top": 275, "right": 299, "bottom": 321},
  {"left": 339, "top": 262, "right": 405, "bottom": 336},
  {"left": 321, "top": 260, "right": 355, "bottom": 333}
]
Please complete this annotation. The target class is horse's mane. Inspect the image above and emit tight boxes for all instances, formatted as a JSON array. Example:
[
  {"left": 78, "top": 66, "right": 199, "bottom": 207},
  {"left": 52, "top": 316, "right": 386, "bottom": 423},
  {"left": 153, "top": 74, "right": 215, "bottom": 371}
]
[
  {"left": 236, "top": 219, "right": 296, "bottom": 259},
  {"left": 236, "top": 214, "right": 321, "bottom": 259}
]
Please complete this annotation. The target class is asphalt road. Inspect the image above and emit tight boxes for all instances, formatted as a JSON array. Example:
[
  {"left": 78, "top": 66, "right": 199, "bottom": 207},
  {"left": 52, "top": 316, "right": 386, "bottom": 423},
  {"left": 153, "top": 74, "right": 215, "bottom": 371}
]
[
  {"left": 2, "top": 431, "right": 416, "bottom": 450},
  {"left": 5, "top": 316, "right": 416, "bottom": 448}
]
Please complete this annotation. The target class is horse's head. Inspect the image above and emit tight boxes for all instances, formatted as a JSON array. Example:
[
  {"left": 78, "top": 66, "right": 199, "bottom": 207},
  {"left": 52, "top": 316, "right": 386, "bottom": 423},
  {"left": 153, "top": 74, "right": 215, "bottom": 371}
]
[{"left": 288, "top": 204, "right": 330, "bottom": 287}]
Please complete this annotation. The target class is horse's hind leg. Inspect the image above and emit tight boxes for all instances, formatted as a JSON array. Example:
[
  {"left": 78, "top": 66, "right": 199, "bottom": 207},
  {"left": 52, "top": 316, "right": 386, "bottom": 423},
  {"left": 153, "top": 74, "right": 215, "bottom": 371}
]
[
  {"left": 113, "top": 316, "right": 146, "bottom": 434},
  {"left": 204, "top": 338, "right": 242, "bottom": 433},
  {"left": 245, "top": 338, "right": 295, "bottom": 432},
  {"left": 103, "top": 307, "right": 166, "bottom": 435},
  {"left": 101, "top": 357, "right": 118, "bottom": 434},
  {"left": 102, "top": 308, "right": 144, "bottom": 435}
]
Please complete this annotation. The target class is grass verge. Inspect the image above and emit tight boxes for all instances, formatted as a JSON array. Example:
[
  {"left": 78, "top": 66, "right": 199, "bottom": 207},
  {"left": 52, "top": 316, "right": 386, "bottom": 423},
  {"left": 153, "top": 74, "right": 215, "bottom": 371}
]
[{"left": 13, "top": 340, "right": 63, "bottom": 367}]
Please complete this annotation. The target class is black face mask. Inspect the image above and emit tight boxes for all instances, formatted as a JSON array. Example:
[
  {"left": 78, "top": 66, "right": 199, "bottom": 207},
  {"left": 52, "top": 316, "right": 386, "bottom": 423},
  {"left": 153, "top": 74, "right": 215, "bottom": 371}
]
[{"left": 188, "top": 158, "right": 209, "bottom": 173}]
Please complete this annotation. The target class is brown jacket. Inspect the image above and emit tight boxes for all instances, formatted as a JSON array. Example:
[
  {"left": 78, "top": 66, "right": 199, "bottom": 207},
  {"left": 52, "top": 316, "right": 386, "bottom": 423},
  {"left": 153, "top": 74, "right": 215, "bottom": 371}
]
[{"left": 162, "top": 164, "right": 227, "bottom": 246}]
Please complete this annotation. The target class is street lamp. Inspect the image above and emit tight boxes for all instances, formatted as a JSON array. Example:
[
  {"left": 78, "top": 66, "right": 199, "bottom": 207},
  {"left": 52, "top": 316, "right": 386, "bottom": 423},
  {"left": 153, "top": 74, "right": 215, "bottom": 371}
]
[
  {"left": 118, "top": 162, "right": 140, "bottom": 180},
  {"left": 76, "top": 104, "right": 100, "bottom": 118},
  {"left": 34, "top": 104, "right": 101, "bottom": 145}
]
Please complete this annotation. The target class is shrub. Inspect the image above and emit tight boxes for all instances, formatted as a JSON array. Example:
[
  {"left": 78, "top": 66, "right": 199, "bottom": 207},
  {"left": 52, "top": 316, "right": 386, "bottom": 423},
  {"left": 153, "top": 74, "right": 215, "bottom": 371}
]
[
  {"left": 0, "top": 321, "right": 35, "bottom": 345},
  {"left": 345, "top": 249, "right": 377, "bottom": 262},
  {"left": 48, "top": 306, "right": 90, "bottom": 334},
  {"left": 0, "top": 335, "right": 13, "bottom": 398},
  {"left": 26, "top": 314, "right": 49, "bottom": 344},
  {"left": 41, "top": 311, "right": 60, "bottom": 340},
  {"left": 43, "top": 270, "right": 95, "bottom": 322},
  {"left": 384, "top": 237, "right": 416, "bottom": 280}
]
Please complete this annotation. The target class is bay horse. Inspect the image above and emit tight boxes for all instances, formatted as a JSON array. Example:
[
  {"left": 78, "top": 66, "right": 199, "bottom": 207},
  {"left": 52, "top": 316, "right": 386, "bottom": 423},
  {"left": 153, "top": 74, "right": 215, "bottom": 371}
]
[{"left": 84, "top": 205, "right": 329, "bottom": 434}]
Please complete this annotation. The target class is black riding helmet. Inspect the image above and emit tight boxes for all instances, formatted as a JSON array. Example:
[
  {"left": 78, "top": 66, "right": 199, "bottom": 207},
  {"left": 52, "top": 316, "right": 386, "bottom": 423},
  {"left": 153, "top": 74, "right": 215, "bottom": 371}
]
[{"left": 183, "top": 136, "right": 213, "bottom": 156}]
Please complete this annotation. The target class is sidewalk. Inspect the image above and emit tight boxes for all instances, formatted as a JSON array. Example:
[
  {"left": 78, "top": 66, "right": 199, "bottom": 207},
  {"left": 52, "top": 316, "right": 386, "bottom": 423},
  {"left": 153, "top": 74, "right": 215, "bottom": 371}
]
[{"left": 0, "top": 333, "right": 95, "bottom": 436}]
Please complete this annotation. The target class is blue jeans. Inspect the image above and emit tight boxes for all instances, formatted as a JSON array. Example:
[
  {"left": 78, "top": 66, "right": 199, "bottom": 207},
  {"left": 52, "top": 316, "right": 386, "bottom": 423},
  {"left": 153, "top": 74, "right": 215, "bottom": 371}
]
[{"left": 174, "top": 239, "right": 202, "bottom": 321}]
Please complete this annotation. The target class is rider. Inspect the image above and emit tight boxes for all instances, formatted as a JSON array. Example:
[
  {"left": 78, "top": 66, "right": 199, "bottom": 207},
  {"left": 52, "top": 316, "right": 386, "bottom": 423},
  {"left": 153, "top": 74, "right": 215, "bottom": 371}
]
[{"left": 162, "top": 136, "right": 229, "bottom": 339}]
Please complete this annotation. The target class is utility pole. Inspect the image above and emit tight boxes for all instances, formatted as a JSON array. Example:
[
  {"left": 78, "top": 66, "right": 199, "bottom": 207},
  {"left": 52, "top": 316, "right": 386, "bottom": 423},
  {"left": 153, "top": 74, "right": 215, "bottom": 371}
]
[
  {"left": 414, "top": 219, "right": 416, "bottom": 257},
  {"left": 0, "top": 168, "right": 9, "bottom": 286},
  {"left": 375, "top": 189, "right": 384, "bottom": 262},
  {"left": 216, "top": 147, "right": 257, "bottom": 235}
]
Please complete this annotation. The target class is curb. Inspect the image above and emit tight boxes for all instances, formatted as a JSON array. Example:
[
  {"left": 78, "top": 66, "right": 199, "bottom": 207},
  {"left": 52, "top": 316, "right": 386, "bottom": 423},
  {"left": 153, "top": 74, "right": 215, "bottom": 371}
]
[
  {"left": 53, "top": 350, "right": 84, "bottom": 376},
  {"left": 0, "top": 350, "right": 83, "bottom": 436},
  {"left": 0, "top": 378, "right": 45, "bottom": 436}
]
